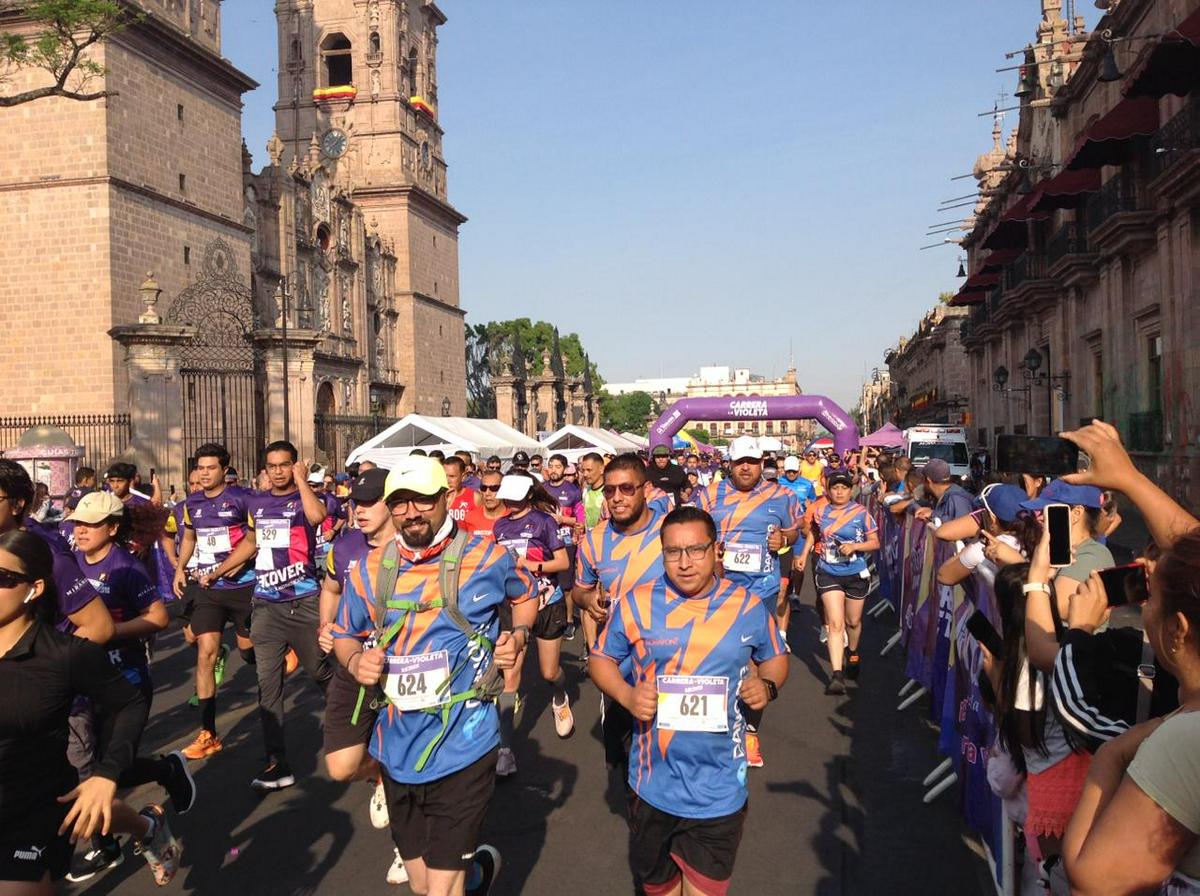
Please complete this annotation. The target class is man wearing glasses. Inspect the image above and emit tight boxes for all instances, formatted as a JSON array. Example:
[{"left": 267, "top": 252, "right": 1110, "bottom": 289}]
[
  {"left": 689, "top": 435, "right": 802, "bottom": 768},
  {"left": 573, "top": 453, "right": 670, "bottom": 766},
  {"left": 333, "top": 457, "right": 537, "bottom": 896},
  {"left": 589, "top": 505, "right": 788, "bottom": 896}
]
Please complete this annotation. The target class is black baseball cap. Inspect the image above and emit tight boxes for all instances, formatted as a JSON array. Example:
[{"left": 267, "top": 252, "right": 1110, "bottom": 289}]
[
  {"left": 349, "top": 467, "right": 390, "bottom": 502},
  {"left": 827, "top": 467, "right": 854, "bottom": 488},
  {"left": 104, "top": 462, "right": 137, "bottom": 480},
  {"left": 512, "top": 451, "right": 531, "bottom": 466}
]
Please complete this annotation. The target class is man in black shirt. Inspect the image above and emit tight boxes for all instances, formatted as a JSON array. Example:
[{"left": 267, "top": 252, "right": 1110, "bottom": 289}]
[{"left": 646, "top": 446, "right": 689, "bottom": 506}]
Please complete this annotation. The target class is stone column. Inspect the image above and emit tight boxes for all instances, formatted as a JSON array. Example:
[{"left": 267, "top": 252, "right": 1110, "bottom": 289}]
[
  {"left": 108, "top": 323, "right": 196, "bottom": 489},
  {"left": 534, "top": 376, "right": 558, "bottom": 435},
  {"left": 253, "top": 328, "right": 324, "bottom": 462}
]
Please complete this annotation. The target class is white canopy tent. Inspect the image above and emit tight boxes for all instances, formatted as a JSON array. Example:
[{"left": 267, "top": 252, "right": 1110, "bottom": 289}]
[
  {"left": 620, "top": 431, "right": 649, "bottom": 449},
  {"left": 347, "top": 415, "right": 541, "bottom": 469},
  {"left": 539, "top": 425, "right": 644, "bottom": 462}
]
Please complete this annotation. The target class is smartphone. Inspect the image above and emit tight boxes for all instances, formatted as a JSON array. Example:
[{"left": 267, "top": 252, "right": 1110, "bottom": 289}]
[
  {"left": 1097, "top": 563, "right": 1150, "bottom": 608},
  {"left": 995, "top": 434, "right": 1081, "bottom": 476},
  {"left": 1045, "top": 503, "right": 1073, "bottom": 567},
  {"left": 965, "top": 610, "right": 1004, "bottom": 657}
]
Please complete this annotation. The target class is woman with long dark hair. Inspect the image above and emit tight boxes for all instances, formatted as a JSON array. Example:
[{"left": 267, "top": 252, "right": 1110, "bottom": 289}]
[{"left": 0, "top": 530, "right": 179, "bottom": 894}]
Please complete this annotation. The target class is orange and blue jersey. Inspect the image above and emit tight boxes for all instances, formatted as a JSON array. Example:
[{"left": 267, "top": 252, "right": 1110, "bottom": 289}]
[
  {"left": 333, "top": 534, "right": 536, "bottom": 784},
  {"left": 691, "top": 478, "right": 803, "bottom": 601},
  {"left": 813, "top": 500, "right": 877, "bottom": 577},
  {"left": 247, "top": 491, "right": 320, "bottom": 602},
  {"left": 577, "top": 506, "right": 668, "bottom": 606},
  {"left": 181, "top": 486, "right": 256, "bottom": 589},
  {"left": 594, "top": 575, "right": 786, "bottom": 819}
]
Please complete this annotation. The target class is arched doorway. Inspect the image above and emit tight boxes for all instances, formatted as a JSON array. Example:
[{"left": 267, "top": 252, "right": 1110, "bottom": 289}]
[{"left": 314, "top": 381, "right": 336, "bottom": 460}]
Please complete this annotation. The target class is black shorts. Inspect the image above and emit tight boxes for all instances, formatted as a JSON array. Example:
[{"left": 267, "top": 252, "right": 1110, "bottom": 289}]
[
  {"left": 0, "top": 798, "right": 72, "bottom": 882},
  {"left": 323, "top": 665, "right": 379, "bottom": 754},
  {"left": 557, "top": 544, "right": 577, "bottom": 593},
  {"left": 627, "top": 790, "right": 747, "bottom": 896},
  {"left": 814, "top": 570, "right": 871, "bottom": 600},
  {"left": 188, "top": 582, "right": 254, "bottom": 637},
  {"left": 778, "top": 550, "right": 793, "bottom": 579},
  {"left": 533, "top": 600, "right": 569, "bottom": 641},
  {"left": 383, "top": 749, "right": 498, "bottom": 871}
]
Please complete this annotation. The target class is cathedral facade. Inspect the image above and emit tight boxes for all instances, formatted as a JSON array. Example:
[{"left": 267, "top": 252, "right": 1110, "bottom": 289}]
[{"left": 0, "top": 0, "right": 467, "bottom": 486}]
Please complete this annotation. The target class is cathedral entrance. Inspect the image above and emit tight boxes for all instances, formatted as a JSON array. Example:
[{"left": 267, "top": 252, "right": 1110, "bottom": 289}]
[{"left": 166, "top": 239, "right": 265, "bottom": 479}]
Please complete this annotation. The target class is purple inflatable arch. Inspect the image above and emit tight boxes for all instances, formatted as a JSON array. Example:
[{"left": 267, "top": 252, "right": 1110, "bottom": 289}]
[{"left": 648, "top": 395, "right": 860, "bottom": 456}]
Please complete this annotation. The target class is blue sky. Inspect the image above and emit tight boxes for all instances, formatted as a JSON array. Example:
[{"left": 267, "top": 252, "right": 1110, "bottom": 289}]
[{"left": 224, "top": 2, "right": 1099, "bottom": 411}]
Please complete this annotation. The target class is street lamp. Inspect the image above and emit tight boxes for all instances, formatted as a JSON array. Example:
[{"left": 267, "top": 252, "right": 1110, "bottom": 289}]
[
  {"left": 993, "top": 364, "right": 1031, "bottom": 402},
  {"left": 441, "top": 396, "right": 452, "bottom": 417},
  {"left": 1021, "top": 347, "right": 1071, "bottom": 402}
]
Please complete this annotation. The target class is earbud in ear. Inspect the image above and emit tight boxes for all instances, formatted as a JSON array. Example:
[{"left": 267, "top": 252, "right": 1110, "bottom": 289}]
[{"left": 23, "top": 588, "right": 36, "bottom": 604}]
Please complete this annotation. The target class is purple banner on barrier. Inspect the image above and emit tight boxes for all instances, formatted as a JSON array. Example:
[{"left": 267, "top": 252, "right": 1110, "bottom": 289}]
[{"left": 904, "top": 522, "right": 938, "bottom": 687}]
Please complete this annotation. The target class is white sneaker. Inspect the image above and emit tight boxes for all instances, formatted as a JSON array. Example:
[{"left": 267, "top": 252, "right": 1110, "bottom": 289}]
[
  {"left": 819, "top": 625, "right": 829, "bottom": 644},
  {"left": 552, "top": 696, "right": 575, "bottom": 738},
  {"left": 369, "top": 779, "right": 389, "bottom": 829},
  {"left": 496, "top": 747, "right": 517, "bottom": 777},
  {"left": 386, "top": 849, "right": 409, "bottom": 885}
]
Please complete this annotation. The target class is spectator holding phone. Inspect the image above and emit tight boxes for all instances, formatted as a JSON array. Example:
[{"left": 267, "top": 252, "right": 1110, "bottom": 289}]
[
  {"left": 1063, "top": 527, "right": 1200, "bottom": 894},
  {"left": 937, "top": 484, "right": 1035, "bottom": 588}
]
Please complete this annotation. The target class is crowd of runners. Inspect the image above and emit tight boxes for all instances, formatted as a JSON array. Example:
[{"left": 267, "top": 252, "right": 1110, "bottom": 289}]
[{"left": 3, "top": 421, "right": 1199, "bottom": 895}]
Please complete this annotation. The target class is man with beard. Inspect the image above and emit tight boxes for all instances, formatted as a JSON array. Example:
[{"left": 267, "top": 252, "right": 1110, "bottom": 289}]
[
  {"left": 333, "top": 457, "right": 536, "bottom": 896},
  {"left": 572, "top": 453, "right": 668, "bottom": 768}
]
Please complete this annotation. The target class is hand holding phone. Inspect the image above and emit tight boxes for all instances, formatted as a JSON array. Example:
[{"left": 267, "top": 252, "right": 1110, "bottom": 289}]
[
  {"left": 1045, "top": 503, "right": 1073, "bottom": 568},
  {"left": 1096, "top": 562, "right": 1150, "bottom": 608}
]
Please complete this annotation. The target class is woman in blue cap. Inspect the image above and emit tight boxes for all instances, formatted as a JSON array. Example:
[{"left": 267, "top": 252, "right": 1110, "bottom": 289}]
[{"left": 937, "top": 484, "right": 1040, "bottom": 589}]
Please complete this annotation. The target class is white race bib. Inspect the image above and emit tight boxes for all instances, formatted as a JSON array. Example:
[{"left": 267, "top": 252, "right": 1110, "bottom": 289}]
[
  {"left": 257, "top": 519, "right": 290, "bottom": 549},
  {"left": 656, "top": 675, "right": 729, "bottom": 733},
  {"left": 501, "top": 537, "right": 530, "bottom": 559},
  {"left": 383, "top": 651, "right": 451, "bottom": 711},
  {"left": 724, "top": 542, "right": 763, "bottom": 574},
  {"left": 196, "top": 526, "right": 232, "bottom": 563}
]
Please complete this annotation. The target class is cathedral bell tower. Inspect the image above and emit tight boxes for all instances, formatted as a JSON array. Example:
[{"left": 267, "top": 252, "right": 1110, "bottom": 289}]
[{"left": 272, "top": 0, "right": 467, "bottom": 417}]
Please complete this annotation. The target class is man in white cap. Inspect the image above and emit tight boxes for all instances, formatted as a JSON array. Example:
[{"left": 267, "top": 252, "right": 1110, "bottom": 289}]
[
  {"left": 333, "top": 456, "right": 536, "bottom": 896},
  {"left": 690, "top": 435, "right": 803, "bottom": 769}
]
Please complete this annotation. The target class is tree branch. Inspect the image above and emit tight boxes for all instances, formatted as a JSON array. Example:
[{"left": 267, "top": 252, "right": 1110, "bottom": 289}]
[{"left": 0, "top": 83, "right": 111, "bottom": 106}]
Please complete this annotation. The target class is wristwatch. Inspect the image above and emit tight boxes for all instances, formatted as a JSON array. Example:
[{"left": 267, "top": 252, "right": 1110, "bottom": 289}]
[
  {"left": 1022, "top": 582, "right": 1052, "bottom": 595},
  {"left": 761, "top": 678, "right": 779, "bottom": 702},
  {"left": 512, "top": 624, "right": 532, "bottom": 644}
]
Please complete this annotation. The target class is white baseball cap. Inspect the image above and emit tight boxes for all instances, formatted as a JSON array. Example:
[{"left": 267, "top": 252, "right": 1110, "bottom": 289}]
[
  {"left": 496, "top": 474, "right": 534, "bottom": 502},
  {"left": 728, "top": 436, "right": 762, "bottom": 462},
  {"left": 307, "top": 465, "right": 326, "bottom": 484},
  {"left": 783, "top": 455, "right": 801, "bottom": 472}
]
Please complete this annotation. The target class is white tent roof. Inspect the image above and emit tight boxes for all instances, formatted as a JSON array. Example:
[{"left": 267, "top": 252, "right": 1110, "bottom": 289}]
[
  {"left": 539, "top": 425, "right": 643, "bottom": 461},
  {"left": 620, "top": 431, "right": 649, "bottom": 449},
  {"left": 348, "top": 415, "right": 541, "bottom": 468}
]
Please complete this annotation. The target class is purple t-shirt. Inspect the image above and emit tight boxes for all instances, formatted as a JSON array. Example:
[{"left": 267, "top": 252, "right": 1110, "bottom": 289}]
[
  {"left": 541, "top": 479, "right": 583, "bottom": 545},
  {"left": 247, "top": 490, "right": 319, "bottom": 602},
  {"left": 24, "top": 521, "right": 100, "bottom": 631},
  {"left": 181, "top": 486, "right": 256, "bottom": 590},
  {"left": 492, "top": 510, "right": 565, "bottom": 607},
  {"left": 325, "top": 527, "right": 370, "bottom": 588},
  {"left": 74, "top": 544, "right": 159, "bottom": 672}
]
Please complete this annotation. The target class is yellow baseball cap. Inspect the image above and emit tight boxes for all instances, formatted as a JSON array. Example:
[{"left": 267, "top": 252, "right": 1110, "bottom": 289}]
[
  {"left": 384, "top": 456, "right": 449, "bottom": 498},
  {"left": 68, "top": 491, "right": 126, "bottom": 524}
]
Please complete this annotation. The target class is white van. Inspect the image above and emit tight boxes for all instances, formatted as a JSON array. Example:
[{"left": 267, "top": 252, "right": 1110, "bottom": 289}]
[{"left": 903, "top": 425, "right": 971, "bottom": 480}]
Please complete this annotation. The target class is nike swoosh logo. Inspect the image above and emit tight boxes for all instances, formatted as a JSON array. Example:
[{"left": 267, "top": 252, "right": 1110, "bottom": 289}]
[
  {"left": 741, "top": 634, "right": 753, "bottom": 643},
  {"left": 471, "top": 594, "right": 486, "bottom": 603}
]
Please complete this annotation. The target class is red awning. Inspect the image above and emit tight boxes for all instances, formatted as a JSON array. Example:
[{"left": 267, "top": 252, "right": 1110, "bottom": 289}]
[
  {"left": 948, "top": 271, "right": 1000, "bottom": 306},
  {"left": 1124, "top": 6, "right": 1200, "bottom": 99},
  {"left": 1031, "top": 166, "right": 1101, "bottom": 212},
  {"left": 980, "top": 191, "right": 1047, "bottom": 250},
  {"left": 979, "top": 248, "right": 1023, "bottom": 271},
  {"left": 1065, "top": 96, "right": 1160, "bottom": 170}
]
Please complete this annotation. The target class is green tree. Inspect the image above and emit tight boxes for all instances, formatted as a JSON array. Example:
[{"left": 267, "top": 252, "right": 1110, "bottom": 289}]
[
  {"left": 937, "top": 290, "right": 956, "bottom": 305},
  {"left": 464, "top": 322, "right": 494, "bottom": 418},
  {"left": 599, "top": 391, "right": 656, "bottom": 435},
  {"left": 1, "top": 1, "right": 135, "bottom": 107}
]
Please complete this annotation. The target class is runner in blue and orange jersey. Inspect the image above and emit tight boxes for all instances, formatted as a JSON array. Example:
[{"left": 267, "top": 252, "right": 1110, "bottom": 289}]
[
  {"left": 333, "top": 457, "right": 536, "bottom": 896},
  {"left": 590, "top": 505, "right": 788, "bottom": 896},
  {"left": 688, "top": 435, "right": 801, "bottom": 769}
]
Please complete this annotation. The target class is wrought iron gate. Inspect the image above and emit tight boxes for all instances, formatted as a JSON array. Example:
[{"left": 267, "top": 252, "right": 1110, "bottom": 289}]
[{"left": 167, "top": 240, "right": 265, "bottom": 479}]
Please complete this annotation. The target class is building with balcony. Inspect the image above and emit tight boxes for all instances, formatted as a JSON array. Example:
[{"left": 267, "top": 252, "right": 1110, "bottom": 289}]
[
  {"left": 951, "top": 0, "right": 1200, "bottom": 507},
  {"left": 884, "top": 305, "right": 972, "bottom": 430}
]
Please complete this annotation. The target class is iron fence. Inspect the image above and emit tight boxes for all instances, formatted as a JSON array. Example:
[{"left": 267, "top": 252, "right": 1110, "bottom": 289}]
[
  {"left": 1047, "top": 222, "right": 1089, "bottom": 268},
  {"left": 0, "top": 413, "right": 132, "bottom": 470},
  {"left": 1151, "top": 95, "right": 1200, "bottom": 180},
  {"left": 314, "top": 413, "right": 388, "bottom": 471}
]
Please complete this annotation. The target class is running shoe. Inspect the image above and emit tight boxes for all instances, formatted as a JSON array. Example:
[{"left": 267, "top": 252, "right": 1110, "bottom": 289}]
[
  {"left": 285, "top": 648, "right": 299, "bottom": 676},
  {"left": 162, "top": 750, "right": 197, "bottom": 814},
  {"left": 187, "top": 692, "right": 199, "bottom": 707},
  {"left": 846, "top": 650, "right": 861, "bottom": 681},
  {"left": 563, "top": 622, "right": 577, "bottom": 641},
  {"left": 213, "top": 643, "right": 230, "bottom": 687},
  {"left": 386, "top": 848, "right": 409, "bottom": 885},
  {"left": 466, "top": 844, "right": 502, "bottom": 896},
  {"left": 819, "top": 625, "right": 828, "bottom": 644},
  {"left": 825, "top": 671, "right": 846, "bottom": 696},
  {"left": 552, "top": 696, "right": 574, "bottom": 738},
  {"left": 250, "top": 759, "right": 296, "bottom": 791},
  {"left": 745, "top": 731, "right": 763, "bottom": 769},
  {"left": 496, "top": 747, "right": 517, "bottom": 777},
  {"left": 133, "top": 805, "right": 180, "bottom": 887},
  {"left": 369, "top": 779, "right": 390, "bottom": 829},
  {"left": 65, "top": 837, "right": 123, "bottom": 882},
  {"left": 181, "top": 730, "right": 223, "bottom": 760}
]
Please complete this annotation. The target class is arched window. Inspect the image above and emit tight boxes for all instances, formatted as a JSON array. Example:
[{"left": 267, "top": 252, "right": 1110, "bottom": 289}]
[
  {"left": 407, "top": 46, "right": 418, "bottom": 94},
  {"left": 369, "top": 31, "right": 381, "bottom": 54},
  {"left": 321, "top": 33, "right": 353, "bottom": 87}
]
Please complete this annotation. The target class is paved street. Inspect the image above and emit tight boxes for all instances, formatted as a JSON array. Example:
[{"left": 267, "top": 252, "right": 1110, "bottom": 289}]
[{"left": 72, "top": 578, "right": 990, "bottom": 896}]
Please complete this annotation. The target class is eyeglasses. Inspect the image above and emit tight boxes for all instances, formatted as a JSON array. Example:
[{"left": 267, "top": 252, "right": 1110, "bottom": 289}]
[
  {"left": 265, "top": 461, "right": 294, "bottom": 472},
  {"left": 387, "top": 495, "right": 439, "bottom": 512},
  {"left": 662, "top": 542, "right": 713, "bottom": 562},
  {"left": 603, "top": 483, "right": 640, "bottom": 498},
  {"left": 0, "top": 568, "right": 32, "bottom": 589},
  {"left": 478, "top": 484, "right": 501, "bottom": 493},
  {"left": 732, "top": 458, "right": 761, "bottom": 467}
]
